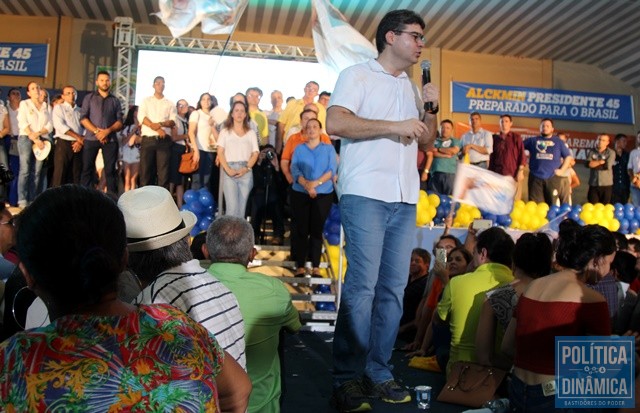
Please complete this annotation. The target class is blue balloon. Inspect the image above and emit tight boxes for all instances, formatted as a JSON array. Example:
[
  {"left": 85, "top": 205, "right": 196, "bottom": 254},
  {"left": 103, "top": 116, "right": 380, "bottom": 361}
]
[
  {"left": 198, "top": 187, "right": 210, "bottom": 194},
  {"left": 329, "top": 222, "right": 341, "bottom": 235},
  {"left": 440, "top": 195, "right": 451, "bottom": 206},
  {"left": 614, "top": 203, "right": 624, "bottom": 212},
  {"left": 561, "top": 203, "right": 573, "bottom": 213},
  {"left": 577, "top": 219, "right": 585, "bottom": 226},
  {"left": 315, "top": 302, "right": 328, "bottom": 311},
  {"left": 199, "top": 191, "right": 214, "bottom": 208},
  {"left": 190, "top": 226, "right": 201, "bottom": 237},
  {"left": 183, "top": 189, "right": 197, "bottom": 204},
  {"left": 634, "top": 209, "right": 640, "bottom": 221},
  {"left": 569, "top": 211, "right": 580, "bottom": 221},
  {"left": 501, "top": 216, "right": 512, "bottom": 227},
  {"left": 625, "top": 204, "right": 635, "bottom": 214},
  {"left": 570, "top": 204, "right": 582, "bottom": 214},
  {"left": 181, "top": 204, "right": 193, "bottom": 213},
  {"left": 625, "top": 210, "right": 635, "bottom": 221},
  {"left": 329, "top": 206, "right": 341, "bottom": 222},
  {"left": 327, "top": 233, "right": 341, "bottom": 245},
  {"left": 324, "top": 302, "right": 337, "bottom": 311},
  {"left": 551, "top": 205, "right": 561, "bottom": 214},
  {"left": 485, "top": 213, "right": 497, "bottom": 223},
  {"left": 547, "top": 209, "right": 557, "bottom": 220},
  {"left": 190, "top": 200, "right": 204, "bottom": 214},
  {"left": 615, "top": 209, "right": 625, "bottom": 220},
  {"left": 436, "top": 206, "right": 446, "bottom": 218},
  {"left": 620, "top": 219, "right": 630, "bottom": 234},
  {"left": 631, "top": 220, "right": 640, "bottom": 233}
]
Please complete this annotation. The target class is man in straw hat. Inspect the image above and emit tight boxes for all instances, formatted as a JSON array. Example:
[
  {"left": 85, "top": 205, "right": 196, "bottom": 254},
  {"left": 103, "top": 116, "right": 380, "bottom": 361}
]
[{"left": 118, "top": 185, "right": 246, "bottom": 368}]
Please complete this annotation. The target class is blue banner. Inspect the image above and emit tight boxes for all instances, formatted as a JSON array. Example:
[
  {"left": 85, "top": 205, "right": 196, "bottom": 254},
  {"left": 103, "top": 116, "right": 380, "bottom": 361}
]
[
  {"left": 555, "top": 336, "right": 635, "bottom": 409},
  {"left": 0, "top": 43, "right": 49, "bottom": 77},
  {"left": 452, "top": 82, "right": 635, "bottom": 125}
]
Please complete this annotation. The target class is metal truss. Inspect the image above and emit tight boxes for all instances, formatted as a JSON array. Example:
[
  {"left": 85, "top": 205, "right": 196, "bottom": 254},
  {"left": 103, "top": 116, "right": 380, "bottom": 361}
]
[
  {"left": 135, "top": 34, "right": 318, "bottom": 63},
  {"left": 113, "top": 17, "right": 135, "bottom": 110}
]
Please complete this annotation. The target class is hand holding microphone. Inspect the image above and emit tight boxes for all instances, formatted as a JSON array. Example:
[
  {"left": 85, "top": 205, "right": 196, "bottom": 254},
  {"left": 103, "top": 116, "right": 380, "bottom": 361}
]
[{"left": 421, "top": 60, "right": 439, "bottom": 114}]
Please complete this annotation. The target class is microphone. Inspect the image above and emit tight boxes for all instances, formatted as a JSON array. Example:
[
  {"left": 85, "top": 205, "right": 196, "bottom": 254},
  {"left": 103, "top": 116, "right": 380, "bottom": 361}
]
[{"left": 420, "top": 60, "right": 433, "bottom": 111}]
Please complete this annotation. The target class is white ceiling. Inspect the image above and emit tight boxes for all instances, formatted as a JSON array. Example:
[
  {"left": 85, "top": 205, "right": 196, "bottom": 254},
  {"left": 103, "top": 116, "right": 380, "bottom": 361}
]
[{"left": 2, "top": 0, "right": 640, "bottom": 90}]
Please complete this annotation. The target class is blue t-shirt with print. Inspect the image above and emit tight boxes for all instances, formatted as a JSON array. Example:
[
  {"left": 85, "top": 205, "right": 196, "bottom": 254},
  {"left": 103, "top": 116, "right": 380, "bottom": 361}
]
[{"left": 524, "top": 135, "right": 571, "bottom": 180}]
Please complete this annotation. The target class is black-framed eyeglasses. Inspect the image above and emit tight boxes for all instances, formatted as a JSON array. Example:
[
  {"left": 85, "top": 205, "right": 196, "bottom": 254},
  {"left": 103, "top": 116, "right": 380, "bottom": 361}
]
[
  {"left": 0, "top": 218, "right": 15, "bottom": 227},
  {"left": 394, "top": 30, "right": 426, "bottom": 44}
]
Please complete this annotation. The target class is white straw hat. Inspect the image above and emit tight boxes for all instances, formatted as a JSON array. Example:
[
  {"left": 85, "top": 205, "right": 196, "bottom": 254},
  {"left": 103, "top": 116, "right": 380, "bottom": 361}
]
[{"left": 118, "top": 186, "right": 197, "bottom": 252}]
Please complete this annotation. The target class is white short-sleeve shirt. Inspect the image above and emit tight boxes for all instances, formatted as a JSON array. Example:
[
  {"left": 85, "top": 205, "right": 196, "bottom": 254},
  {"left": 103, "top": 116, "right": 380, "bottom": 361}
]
[{"left": 329, "top": 59, "right": 420, "bottom": 204}]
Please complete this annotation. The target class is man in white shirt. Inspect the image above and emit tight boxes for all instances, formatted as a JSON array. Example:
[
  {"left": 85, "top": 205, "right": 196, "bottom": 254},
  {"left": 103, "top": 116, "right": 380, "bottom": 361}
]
[
  {"left": 327, "top": 9, "right": 438, "bottom": 411},
  {"left": 51, "top": 86, "right": 84, "bottom": 186},
  {"left": 137, "top": 76, "right": 176, "bottom": 188},
  {"left": 461, "top": 111, "right": 493, "bottom": 168}
]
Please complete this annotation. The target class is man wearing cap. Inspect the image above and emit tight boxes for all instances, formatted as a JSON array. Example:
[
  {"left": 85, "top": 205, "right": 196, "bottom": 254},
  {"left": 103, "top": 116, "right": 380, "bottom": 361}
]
[
  {"left": 206, "top": 215, "right": 301, "bottom": 413},
  {"left": 118, "top": 185, "right": 246, "bottom": 368}
]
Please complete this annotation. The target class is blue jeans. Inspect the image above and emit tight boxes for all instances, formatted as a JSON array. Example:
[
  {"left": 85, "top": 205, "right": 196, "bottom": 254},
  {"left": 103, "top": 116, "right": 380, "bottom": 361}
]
[
  {"left": 222, "top": 161, "right": 253, "bottom": 217},
  {"left": 332, "top": 195, "right": 416, "bottom": 385},
  {"left": 509, "top": 375, "right": 605, "bottom": 413},
  {"left": 17, "top": 135, "right": 44, "bottom": 205}
]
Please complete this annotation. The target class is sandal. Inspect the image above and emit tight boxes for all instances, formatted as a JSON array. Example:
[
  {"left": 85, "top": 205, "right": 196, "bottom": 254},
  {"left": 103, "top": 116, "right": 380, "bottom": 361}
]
[{"left": 294, "top": 268, "right": 306, "bottom": 278}]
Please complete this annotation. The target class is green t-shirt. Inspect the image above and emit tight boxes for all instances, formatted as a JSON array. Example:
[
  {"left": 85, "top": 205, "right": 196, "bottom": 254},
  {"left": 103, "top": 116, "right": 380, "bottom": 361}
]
[
  {"left": 208, "top": 262, "right": 301, "bottom": 413},
  {"left": 436, "top": 262, "right": 513, "bottom": 375},
  {"left": 432, "top": 137, "right": 463, "bottom": 174}
]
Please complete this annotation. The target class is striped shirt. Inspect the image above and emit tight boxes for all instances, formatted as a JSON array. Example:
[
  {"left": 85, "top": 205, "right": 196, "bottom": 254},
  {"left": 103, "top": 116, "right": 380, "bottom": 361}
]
[{"left": 134, "top": 259, "right": 246, "bottom": 369}]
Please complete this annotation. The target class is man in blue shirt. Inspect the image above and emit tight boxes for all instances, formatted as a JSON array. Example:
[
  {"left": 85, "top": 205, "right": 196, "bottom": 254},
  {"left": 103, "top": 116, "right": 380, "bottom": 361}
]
[
  {"left": 79, "top": 70, "right": 123, "bottom": 194},
  {"left": 524, "top": 118, "right": 573, "bottom": 205}
]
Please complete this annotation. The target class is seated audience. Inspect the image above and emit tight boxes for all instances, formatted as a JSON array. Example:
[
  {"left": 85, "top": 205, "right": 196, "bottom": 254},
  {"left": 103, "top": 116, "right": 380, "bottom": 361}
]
[
  {"left": 475, "top": 232, "right": 553, "bottom": 369},
  {"left": 503, "top": 222, "right": 615, "bottom": 412},
  {"left": 434, "top": 227, "right": 515, "bottom": 376},
  {"left": 119, "top": 185, "right": 246, "bottom": 367},
  {"left": 207, "top": 215, "right": 301, "bottom": 413},
  {"left": 0, "top": 185, "right": 251, "bottom": 412},
  {"left": 407, "top": 246, "right": 473, "bottom": 371},
  {"left": 397, "top": 248, "right": 431, "bottom": 342}
]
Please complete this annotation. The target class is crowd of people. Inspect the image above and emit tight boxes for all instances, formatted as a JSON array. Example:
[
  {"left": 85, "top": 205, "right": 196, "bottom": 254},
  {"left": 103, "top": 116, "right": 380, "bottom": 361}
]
[
  {"left": 422, "top": 111, "right": 640, "bottom": 208},
  {"left": 399, "top": 221, "right": 640, "bottom": 412},
  {"left": 1, "top": 5, "right": 639, "bottom": 413}
]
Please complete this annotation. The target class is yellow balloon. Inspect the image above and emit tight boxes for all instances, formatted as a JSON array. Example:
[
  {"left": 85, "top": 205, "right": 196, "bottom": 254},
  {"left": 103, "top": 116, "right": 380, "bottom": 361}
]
[
  {"left": 609, "top": 219, "right": 621, "bottom": 232},
  {"left": 428, "top": 194, "right": 441, "bottom": 207},
  {"left": 458, "top": 211, "right": 470, "bottom": 224},
  {"left": 514, "top": 200, "right": 525, "bottom": 210},
  {"left": 520, "top": 214, "right": 531, "bottom": 228},
  {"left": 583, "top": 203, "right": 595, "bottom": 212},
  {"left": 580, "top": 210, "right": 594, "bottom": 223},
  {"left": 605, "top": 204, "right": 615, "bottom": 212},
  {"left": 594, "top": 203, "right": 605, "bottom": 211},
  {"left": 530, "top": 216, "right": 541, "bottom": 229},
  {"left": 537, "top": 203, "right": 550, "bottom": 213},
  {"left": 525, "top": 201, "right": 537, "bottom": 214},
  {"left": 511, "top": 209, "right": 523, "bottom": 221},
  {"left": 419, "top": 190, "right": 428, "bottom": 200},
  {"left": 605, "top": 210, "right": 614, "bottom": 220},
  {"left": 416, "top": 210, "right": 430, "bottom": 226},
  {"left": 593, "top": 209, "right": 605, "bottom": 224},
  {"left": 471, "top": 208, "right": 482, "bottom": 219},
  {"left": 510, "top": 220, "right": 520, "bottom": 229},
  {"left": 427, "top": 205, "right": 437, "bottom": 220}
]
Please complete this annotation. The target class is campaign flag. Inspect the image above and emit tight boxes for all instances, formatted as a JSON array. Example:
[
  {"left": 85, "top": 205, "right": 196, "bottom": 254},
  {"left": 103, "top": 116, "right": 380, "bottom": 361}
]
[
  {"left": 311, "top": 0, "right": 377, "bottom": 74},
  {"left": 201, "top": 0, "right": 248, "bottom": 35},
  {"left": 154, "top": 0, "right": 248, "bottom": 38},
  {"left": 452, "top": 163, "right": 516, "bottom": 215}
]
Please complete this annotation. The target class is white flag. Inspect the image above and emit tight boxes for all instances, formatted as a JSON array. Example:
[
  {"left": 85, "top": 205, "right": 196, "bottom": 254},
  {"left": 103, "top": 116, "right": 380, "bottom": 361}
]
[
  {"left": 154, "top": 0, "right": 248, "bottom": 38},
  {"left": 452, "top": 163, "right": 516, "bottom": 215},
  {"left": 311, "top": 0, "right": 378, "bottom": 74}
]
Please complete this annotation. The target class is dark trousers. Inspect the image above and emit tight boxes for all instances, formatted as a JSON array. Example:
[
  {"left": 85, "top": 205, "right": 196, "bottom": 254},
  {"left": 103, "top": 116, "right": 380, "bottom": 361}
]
[
  {"left": 290, "top": 190, "right": 333, "bottom": 268},
  {"left": 587, "top": 185, "right": 613, "bottom": 204},
  {"left": 52, "top": 139, "right": 82, "bottom": 187},
  {"left": 139, "top": 135, "right": 172, "bottom": 188},
  {"left": 528, "top": 174, "right": 568, "bottom": 205},
  {"left": 81, "top": 139, "right": 119, "bottom": 194}
]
